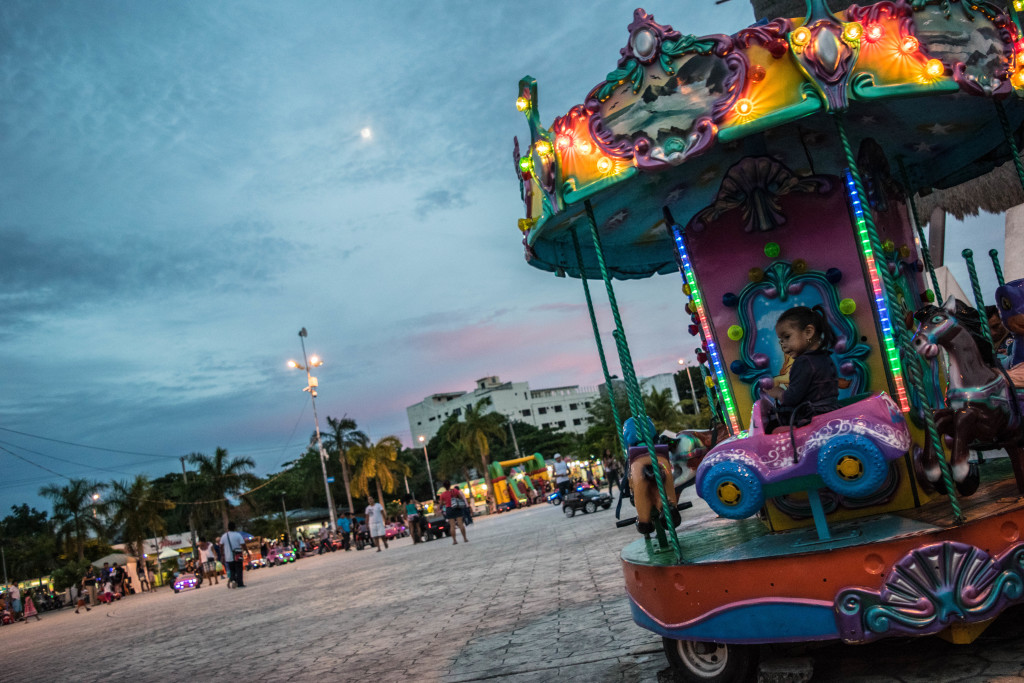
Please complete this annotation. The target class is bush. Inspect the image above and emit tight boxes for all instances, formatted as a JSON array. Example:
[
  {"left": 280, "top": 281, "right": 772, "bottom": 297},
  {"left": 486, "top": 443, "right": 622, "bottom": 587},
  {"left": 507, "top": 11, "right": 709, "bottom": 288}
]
[{"left": 50, "top": 559, "right": 92, "bottom": 592}]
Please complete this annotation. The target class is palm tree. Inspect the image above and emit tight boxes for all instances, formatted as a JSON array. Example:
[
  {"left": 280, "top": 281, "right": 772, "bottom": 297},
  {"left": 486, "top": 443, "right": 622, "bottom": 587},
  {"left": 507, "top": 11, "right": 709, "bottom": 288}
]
[
  {"left": 38, "top": 478, "right": 107, "bottom": 561},
  {"left": 644, "top": 387, "right": 684, "bottom": 433},
  {"left": 436, "top": 439, "right": 476, "bottom": 487},
  {"left": 347, "top": 436, "right": 409, "bottom": 505},
  {"left": 106, "top": 475, "right": 174, "bottom": 559},
  {"left": 446, "top": 398, "right": 507, "bottom": 511},
  {"left": 187, "top": 447, "right": 257, "bottom": 532},
  {"left": 321, "top": 415, "right": 368, "bottom": 515}
]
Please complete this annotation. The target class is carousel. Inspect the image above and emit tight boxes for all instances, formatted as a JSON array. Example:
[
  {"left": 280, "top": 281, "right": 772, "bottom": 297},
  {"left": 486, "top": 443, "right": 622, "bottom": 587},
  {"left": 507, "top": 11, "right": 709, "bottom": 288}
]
[{"left": 512, "top": 0, "right": 1024, "bottom": 680}]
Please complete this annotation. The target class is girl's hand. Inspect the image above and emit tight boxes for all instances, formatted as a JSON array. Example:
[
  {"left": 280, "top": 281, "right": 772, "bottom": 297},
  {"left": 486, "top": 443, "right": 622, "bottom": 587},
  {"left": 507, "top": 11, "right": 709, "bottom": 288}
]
[{"left": 763, "top": 384, "right": 784, "bottom": 400}]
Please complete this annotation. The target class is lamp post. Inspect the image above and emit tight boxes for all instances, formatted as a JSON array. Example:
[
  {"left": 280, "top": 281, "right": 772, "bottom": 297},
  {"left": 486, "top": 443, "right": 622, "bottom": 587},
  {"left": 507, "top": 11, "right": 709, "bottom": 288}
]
[
  {"left": 288, "top": 327, "right": 338, "bottom": 533},
  {"left": 280, "top": 493, "right": 289, "bottom": 539},
  {"left": 418, "top": 435, "right": 436, "bottom": 500},
  {"left": 91, "top": 493, "right": 100, "bottom": 518},
  {"left": 678, "top": 358, "right": 701, "bottom": 416}
]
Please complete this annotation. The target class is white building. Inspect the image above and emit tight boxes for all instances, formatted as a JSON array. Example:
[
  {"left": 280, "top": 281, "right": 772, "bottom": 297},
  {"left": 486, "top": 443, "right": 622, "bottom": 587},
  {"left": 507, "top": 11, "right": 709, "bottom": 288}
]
[{"left": 407, "top": 373, "right": 679, "bottom": 442}]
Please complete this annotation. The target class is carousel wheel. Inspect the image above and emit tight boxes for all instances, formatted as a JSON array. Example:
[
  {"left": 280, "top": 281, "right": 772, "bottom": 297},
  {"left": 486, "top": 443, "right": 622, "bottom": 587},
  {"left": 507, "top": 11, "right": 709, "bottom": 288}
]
[
  {"left": 817, "top": 435, "right": 886, "bottom": 498},
  {"left": 699, "top": 462, "right": 764, "bottom": 520},
  {"left": 662, "top": 638, "right": 757, "bottom": 683}
]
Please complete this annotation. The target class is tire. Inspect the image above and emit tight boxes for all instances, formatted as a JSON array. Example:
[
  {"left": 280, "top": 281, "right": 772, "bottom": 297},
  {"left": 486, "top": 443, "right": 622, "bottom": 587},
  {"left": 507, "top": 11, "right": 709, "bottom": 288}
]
[
  {"left": 584, "top": 501, "right": 597, "bottom": 514},
  {"left": 817, "top": 434, "right": 887, "bottom": 498},
  {"left": 663, "top": 638, "right": 757, "bottom": 683},
  {"left": 602, "top": 502, "right": 612, "bottom": 510},
  {"left": 563, "top": 505, "right": 575, "bottom": 518},
  {"left": 699, "top": 462, "right": 764, "bottom": 520}
]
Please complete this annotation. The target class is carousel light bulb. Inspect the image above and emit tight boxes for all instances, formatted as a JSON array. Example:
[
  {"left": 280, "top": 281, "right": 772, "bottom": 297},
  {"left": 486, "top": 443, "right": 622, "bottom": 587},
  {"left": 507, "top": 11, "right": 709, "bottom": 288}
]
[
  {"left": 844, "top": 22, "right": 863, "bottom": 43},
  {"left": 556, "top": 134, "right": 572, "bottom": 149},
  {"left": 734, "top": 98, "right": 754, "bottom": 116},
  {"left": 900, "top": 35, "right": 919, "bottom": 54},
  {"left": 519, "top": 156, "right": 532, "bottom": 173},
  {"left": 516, "top": 96, "right": 530, "bottom": 112},
  {"left": 535, "top": 141, "right": 552, "bottom": 155},
  {"left": 791, "top": 27, "right": 812, "bottom": 48},
  {"left": 865, "top": 24, "right": 883, "bottom": 42},
  {"left": 596, "top": 156, "right": 612, "bottom": 174},
  {"left": 1013, "top": 70, "right": 1024, "bottom": 88},
  {"left": 925, "top": 59, "right": 943, "bottom": 77},
  {"left": 577, "top": 140, "right": 593, "bottom": 154},
  {"left": 1017, "top": 0, "right": 1024, "bottom": 10}
]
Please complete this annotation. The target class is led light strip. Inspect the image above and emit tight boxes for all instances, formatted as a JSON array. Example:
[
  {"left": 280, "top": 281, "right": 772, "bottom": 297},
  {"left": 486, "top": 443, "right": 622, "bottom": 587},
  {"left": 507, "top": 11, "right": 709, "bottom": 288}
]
[
  {"left": 843, "top": 169, "right": 910, "bottom": 412},
  {"left": 672, "top": 227, "right": 741, "bottom": 434}
]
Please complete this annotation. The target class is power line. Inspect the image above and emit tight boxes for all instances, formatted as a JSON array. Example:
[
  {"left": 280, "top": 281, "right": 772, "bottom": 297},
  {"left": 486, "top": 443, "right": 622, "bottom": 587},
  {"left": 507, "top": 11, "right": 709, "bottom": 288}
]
[{"left": 0, "top": 426, "right": 180, "bottom": 460}]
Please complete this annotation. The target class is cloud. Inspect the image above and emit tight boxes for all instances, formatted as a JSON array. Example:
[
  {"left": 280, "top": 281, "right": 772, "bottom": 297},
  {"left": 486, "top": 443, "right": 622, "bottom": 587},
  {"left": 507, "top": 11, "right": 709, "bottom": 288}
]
[{"left": 415, "top": 188, "right": 469, "bottom": 217}]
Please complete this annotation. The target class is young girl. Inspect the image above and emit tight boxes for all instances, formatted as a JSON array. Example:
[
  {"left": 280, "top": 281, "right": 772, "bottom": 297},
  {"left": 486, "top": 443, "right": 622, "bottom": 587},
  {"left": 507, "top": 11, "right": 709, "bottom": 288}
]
[{"left": 765, "top": 305, "right": 840, "bottom": 426}]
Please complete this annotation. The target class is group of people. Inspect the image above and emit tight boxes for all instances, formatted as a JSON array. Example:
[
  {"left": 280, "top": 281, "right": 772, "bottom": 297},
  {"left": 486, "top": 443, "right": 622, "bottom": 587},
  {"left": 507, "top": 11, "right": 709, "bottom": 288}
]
[
  {"left": 76, "top": 560, "right": 144, "bottom": 613},
  {"left": 1, "top": 582, "right": 40, "bottom": 624}
]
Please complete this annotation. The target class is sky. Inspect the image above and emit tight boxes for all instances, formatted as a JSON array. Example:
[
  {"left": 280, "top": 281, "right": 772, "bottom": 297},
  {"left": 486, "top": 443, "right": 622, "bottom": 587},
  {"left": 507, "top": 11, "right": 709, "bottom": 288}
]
[{"left": 0, "top": 0, "right": 1004, "bottom": 514}]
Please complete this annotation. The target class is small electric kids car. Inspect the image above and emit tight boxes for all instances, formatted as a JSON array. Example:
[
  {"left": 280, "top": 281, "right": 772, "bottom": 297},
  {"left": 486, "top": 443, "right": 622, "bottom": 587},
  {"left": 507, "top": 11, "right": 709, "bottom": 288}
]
[
  {"left": 695, "top": 392, "right": 911, "bottom": 519},
  {"left": 562, "top": 485, "right": 613, "bottom": 517}
]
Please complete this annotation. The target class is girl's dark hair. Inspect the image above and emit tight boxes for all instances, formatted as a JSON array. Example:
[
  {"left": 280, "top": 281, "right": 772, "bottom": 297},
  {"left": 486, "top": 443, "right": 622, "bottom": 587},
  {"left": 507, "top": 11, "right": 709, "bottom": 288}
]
[
  {"left": 777, "top": 305, "right": 837, "bottom": 350},
  {"left": 442, "top": 480, "right": 451, "bottom": 489}
]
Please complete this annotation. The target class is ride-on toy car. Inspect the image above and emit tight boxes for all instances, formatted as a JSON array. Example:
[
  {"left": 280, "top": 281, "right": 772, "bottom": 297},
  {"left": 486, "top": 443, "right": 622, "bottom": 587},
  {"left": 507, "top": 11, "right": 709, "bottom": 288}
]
[
  {"left": 696, "top": 393, "right": 911, "bottom": 520},
  {"left": 562, "top": 485, "right": 613, "bottom": 517},
  {"left": 172, "top": 573, "right": 201, "bottom": 593}
]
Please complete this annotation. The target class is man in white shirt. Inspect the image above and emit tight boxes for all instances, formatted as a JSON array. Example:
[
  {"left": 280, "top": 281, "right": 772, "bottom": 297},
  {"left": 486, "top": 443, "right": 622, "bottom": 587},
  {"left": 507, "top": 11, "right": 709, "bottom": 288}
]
[
  {"left": 365, "top": 496, "right": 388, "bottom": 552},
  {"left": 553, "top": 454, "right": 571, "bottom": 498},
  {"left": 219, "top": 522, "right": 246, "bottom": 588}
]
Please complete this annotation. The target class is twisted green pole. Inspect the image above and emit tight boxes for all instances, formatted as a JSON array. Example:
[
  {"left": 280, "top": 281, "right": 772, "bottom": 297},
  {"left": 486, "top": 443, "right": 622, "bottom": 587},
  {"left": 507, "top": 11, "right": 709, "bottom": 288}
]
[
  {"left": 897, "top": 157, "right": 942, "bottom": 302},
  {"left": 989, "top": 249, "right": 1006, "bottom": 287},
  {"left": 585, "top": 199, "right": 683, "bottom": 560},
  {"left": 835, "top": 113, "right": 963, "bottom": 523},
  {"left": 995, "top": 100, "right": 1024, "bottom": 193},
  {"left": 570, "top": 228, "right": 626, "bottom": 460},
  {"left": 962, "top": 249, "right": 994, "bottom": 347}
]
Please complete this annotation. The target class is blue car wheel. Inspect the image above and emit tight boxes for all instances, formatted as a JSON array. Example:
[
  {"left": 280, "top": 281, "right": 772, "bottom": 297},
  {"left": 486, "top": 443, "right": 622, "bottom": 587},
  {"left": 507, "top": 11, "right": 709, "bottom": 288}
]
[
  {"left": 699, "top": 462, "right": 764, "bottom": 520},
  {"left": 817, "top": 434, "right": 887, "bottom": 498}
]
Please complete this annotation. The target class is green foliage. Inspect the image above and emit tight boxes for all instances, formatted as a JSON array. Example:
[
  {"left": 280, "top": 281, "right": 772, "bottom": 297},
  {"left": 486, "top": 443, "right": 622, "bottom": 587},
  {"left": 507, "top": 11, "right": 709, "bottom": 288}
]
[
  {"left": 106, "top": 475, "right": 173, "bottom": 559},
  {"left": 50, "top": 558, "right": 92, "bottom": 592},
  {"left": 38, "top": 478, "right": 108, "bottom": 561},
  {"left": 187, "top": 447, "right": 258, "bottom": 533},
  {"left": 0, "top": 505, "right": 58, "bottom": 579},
  {"left": 348, "top": 436, "right": 409, "bottom": 504},
  {"left": 445, "top": 398, "right": 507, "bottom": 506}
]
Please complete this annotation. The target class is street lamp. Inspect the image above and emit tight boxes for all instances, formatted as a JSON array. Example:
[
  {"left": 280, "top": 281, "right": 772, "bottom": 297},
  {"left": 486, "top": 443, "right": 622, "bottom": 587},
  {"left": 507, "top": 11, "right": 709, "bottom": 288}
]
[
  {"left": 678, "top": 358, "right": 701, "bottom": 416},
  {"left": 92, "top": 493, "right": 101, "bottom": 519},
  {"left": 288, "top": 327, "right": 338, "bottom": 533},
  {"left": 418, "top": 435, "right": 437, "bottom": 500}
]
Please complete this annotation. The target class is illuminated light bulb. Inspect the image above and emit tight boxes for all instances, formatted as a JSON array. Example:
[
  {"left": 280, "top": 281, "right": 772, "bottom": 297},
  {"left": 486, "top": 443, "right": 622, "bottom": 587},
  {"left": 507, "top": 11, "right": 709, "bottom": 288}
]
[
  {"left": 535, "top": 141, "right": 552, "bottom": 155},
  {"left": 519, "top": 157, "right": 532, "bottom": 173},
  {"left": 1016, "top": 0, "right": 1023, "bottom": 10},
  {"left": 865, "top": 24, "right": 883, "bottom": 42},
  {"left": 844, "top": 22, "right": 863, "bottom": 43},
  {"left": 1013, "top": 70, "right": 1024, "bottom": 88},
  {"left": 749, "top": 65, "right": 766, "bottom": 82},
  {"left": 900, "top": 35, "right": 919, "bottom": 54},
  {"left": 596, "top": 156, "right": 612, "bottom": 174},
  {"left": 516, "top": 97, "right": 529, "bottom": 112},
  {"left": 925, "top": 59, "right": 943, "bottom": 77},
  {"left": 577, "top": 140, "right": 593, "bottom": 154},
  {"left": 1016, "top": 40, "right": 1024, "bottom": 54},
  {"left": 556, "top": 134, "right": 572, "bottom": 149},
  {"left": 791, "top": 27, "right": 811, "bottom": 47},
  {"left": 734, "top": 98, "right": 754, "bottom": 116}
]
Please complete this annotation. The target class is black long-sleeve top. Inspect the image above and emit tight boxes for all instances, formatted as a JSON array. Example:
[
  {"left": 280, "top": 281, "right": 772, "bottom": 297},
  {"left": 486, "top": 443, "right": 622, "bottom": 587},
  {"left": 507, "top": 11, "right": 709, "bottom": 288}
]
[{"left": 780, "top": 349, "right": 840, "bottom": 416}]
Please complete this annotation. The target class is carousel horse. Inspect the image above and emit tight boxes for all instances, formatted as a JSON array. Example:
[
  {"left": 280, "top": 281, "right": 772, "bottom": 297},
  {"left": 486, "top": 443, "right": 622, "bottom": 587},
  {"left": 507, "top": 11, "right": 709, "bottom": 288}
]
[
  {"left": 624, "top": 417, "right": 681, "bottom": 534},
  {"left": 911, "top": 297, "right": 1024, "bottom": 495},
  {"left": 995, "top": 277, "right": 1024, "bottom": 386}
]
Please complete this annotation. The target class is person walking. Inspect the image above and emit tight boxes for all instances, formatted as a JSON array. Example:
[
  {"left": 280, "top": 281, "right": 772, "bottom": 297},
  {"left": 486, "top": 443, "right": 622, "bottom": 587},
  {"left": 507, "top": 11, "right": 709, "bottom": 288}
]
[
  {"left": 81, "top": 566, "right": 99, "bottom": 608},
  {"left": 7, "top": 582, "right": 22, "bottom": 621},
  {"left": 603, "top": 450, "right": 621, "bottom": 495},
  {"left": 21, "top": 591, "right": 40, "bottom": 622},
  {"left": 197, "top": 536, "right": 219, "bottom": 586},
  {"left": 403, "top": 495, "right": 421, "bottom": 543},
  {"left": 365, "top": 496, "right": 388, "bottom": 551},
  {"left": 338, "top": 513, "right": 352, "bottom": 550},
  {"left": 553, "top": 454, "right": 571, "bottom": 498},
  {"left": 317, "top": 522, "right": 334, "bottom": 554},
  {"left": 220, "top": 522, "right": 247, "bottom": 589},
  {"left": 439, "top": 481, "right": 469, "bottom": 545}
]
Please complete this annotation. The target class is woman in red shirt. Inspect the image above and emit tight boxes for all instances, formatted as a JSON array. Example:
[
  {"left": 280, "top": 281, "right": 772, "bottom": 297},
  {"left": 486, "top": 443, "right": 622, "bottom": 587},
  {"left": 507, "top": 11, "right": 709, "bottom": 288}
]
[{"left": 439, "top": 481, "right": 469, "bottom": 545}]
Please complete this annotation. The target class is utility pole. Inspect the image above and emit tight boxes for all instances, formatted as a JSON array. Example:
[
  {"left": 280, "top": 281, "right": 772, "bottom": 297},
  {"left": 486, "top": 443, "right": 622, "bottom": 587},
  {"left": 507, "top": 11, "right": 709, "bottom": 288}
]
[
  {"left": 280, "top": 493, "right": 289, "bottom": 539},
  {"left": 508, "top": 419, "right": 522, "bottom": 458},
  {"left": 1, "top": 543, "right": 7, "bottom": 585},
  {"left": 180, "top": 457, "right": 199, "bottom": 559},
  {"left": 678, "top": 359, "right": 701, "bottom": 416}
]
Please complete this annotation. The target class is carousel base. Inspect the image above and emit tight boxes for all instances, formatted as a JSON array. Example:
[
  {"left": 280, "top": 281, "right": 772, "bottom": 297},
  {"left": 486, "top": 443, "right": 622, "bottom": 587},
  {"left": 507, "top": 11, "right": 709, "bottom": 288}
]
[{"left": 623, "top": 458, "right": 1024, "bottom": 646}]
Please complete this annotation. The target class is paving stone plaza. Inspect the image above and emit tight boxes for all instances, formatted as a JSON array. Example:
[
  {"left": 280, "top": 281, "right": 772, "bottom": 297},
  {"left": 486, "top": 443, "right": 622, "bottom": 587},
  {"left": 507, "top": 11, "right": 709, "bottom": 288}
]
[{"left": 4, "top": 492, "right": 1024, "bottom": 682}]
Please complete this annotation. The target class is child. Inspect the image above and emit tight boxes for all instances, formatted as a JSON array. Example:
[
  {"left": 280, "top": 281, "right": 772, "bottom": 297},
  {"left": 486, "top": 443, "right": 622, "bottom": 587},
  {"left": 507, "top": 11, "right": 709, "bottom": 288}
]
[
  {"left": 764, "top": 305, "right": 840, "bottom": 427},
  {"left": 22, "top": 593, "right": 40, "bottom": 622},
  {"left": 75, "top": 592, "right": 91, "bottom": 614}
]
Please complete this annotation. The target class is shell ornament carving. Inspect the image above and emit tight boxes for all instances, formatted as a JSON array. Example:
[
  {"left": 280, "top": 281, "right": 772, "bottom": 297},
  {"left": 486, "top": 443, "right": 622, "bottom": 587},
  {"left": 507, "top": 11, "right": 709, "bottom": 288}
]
[{"left": 835, "top": 541, "right": 1024, "bottom": 643}]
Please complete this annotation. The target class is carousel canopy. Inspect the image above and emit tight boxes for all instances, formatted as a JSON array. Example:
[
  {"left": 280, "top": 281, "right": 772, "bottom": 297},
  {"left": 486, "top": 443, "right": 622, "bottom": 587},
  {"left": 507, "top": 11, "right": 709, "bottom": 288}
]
[{"left": 513, "top": 0, "right": 1024, "bottom": 279}]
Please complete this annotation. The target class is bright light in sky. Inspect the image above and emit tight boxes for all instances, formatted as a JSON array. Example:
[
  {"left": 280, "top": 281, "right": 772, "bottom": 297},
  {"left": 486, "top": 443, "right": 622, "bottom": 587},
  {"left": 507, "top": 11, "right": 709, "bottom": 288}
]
[{"left": 360, "top": 127, "right": 372, "bottom": 140}]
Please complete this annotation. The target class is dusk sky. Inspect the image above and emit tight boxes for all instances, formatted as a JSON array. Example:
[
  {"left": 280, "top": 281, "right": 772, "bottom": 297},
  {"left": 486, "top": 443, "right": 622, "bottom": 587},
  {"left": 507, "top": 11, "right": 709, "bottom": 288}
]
[{"left": 0, "top": 1, "right": 1002, "bottom": 513}]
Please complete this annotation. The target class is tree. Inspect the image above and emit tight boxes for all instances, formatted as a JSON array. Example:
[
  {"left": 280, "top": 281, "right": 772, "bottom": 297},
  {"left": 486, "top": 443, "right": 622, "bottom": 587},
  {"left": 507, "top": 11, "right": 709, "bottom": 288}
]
[
  {"left": 321, "top": 415, "right": 368, "bottom": 515},
  {"left": 348, "top": 436, "right": 409, "bottom": 506},
  {"left": 584, "top": 385, "right": 631, "bottom": 458},
  {"left": 105, "top": 475, "right": 174, "bottom": 559},
  {"left": 644, "top": 387, "right": 684, "bottom": 433},
  {"left": 38, "top": 479, "right": 107, "bottom": 561},
  {"left": 446, "top": 398, "right": 507, "bottom": 511},
  {"left": 0, "top": 505, "right": 57, "bottom": 579},
  {"left": 436, "top": 438, "right": 476, "bottom": 486},
  {"left": 187, "top": 447, "right": 258, "bottom": 533}
]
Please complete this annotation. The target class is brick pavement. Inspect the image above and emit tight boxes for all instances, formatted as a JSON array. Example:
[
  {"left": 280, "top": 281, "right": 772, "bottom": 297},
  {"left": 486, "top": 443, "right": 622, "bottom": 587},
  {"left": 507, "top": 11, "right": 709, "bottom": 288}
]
[{"left": 2, "top": 494, "right": 1024, "bottom": 682}]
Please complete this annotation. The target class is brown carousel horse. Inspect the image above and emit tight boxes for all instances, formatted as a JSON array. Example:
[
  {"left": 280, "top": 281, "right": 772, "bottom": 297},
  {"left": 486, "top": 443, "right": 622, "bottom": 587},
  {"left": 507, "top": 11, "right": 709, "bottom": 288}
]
[{"left": 911, "top": 297, "right": 1024, "bottom": 496}]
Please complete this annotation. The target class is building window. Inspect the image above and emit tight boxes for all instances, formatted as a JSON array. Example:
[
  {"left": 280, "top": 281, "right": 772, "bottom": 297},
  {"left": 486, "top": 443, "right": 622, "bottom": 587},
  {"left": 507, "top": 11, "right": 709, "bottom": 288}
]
[
  {"left": 454, "top": 408, "right": 461, "bottom": 416},
  {"left": 542, "top": 423, "right": 550, "bottom": 429},
  {"left": 557, "top": 420, "right": 566, "bottom": 428},
  {"left": 429, "top": 416, "right": 436, "bottom": 421},
  {"left": 538, "top": 407, "right": 548, "bottom": 415},
  {"left": 573, "top": 418, "right": 582, "bottom": 426},
  {"left": 585, "top": 401, "right": 592, "bottom": 408},
  {"left": 521, "top": 409, "right": 531, "bottom": 417},
  {"left": 554, "top": 405, "right": 563, "bottom": 413},
  {"left": 569, "top": 403, "right": 578, "bottom": 410}
]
